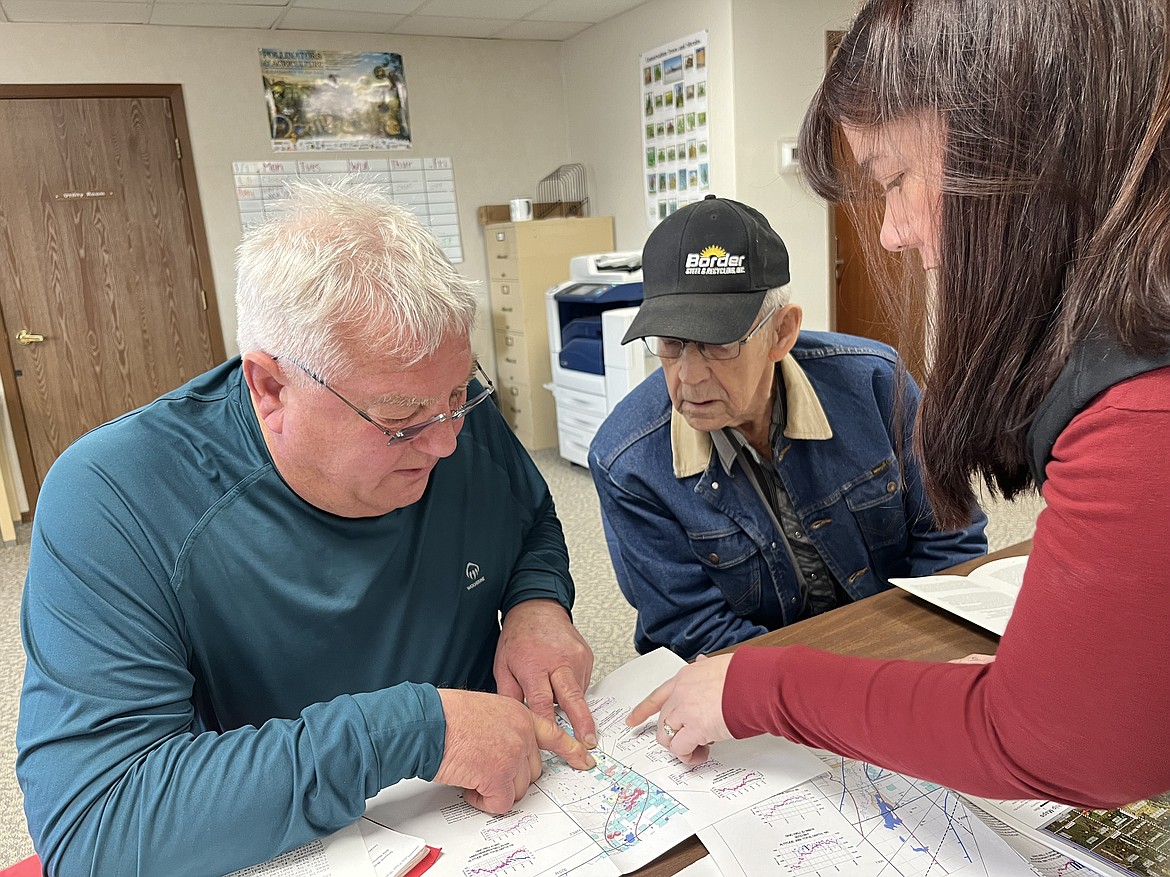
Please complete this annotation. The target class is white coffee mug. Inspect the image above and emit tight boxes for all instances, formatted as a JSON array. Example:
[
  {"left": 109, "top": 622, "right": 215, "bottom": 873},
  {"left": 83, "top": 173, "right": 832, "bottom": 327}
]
[{"left": 509, "top": 198, "right": 533, "bottom": 222}]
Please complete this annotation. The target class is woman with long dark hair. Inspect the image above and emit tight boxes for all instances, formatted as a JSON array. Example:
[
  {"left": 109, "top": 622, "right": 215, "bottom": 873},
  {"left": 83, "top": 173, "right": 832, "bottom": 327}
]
[{"left": 628, "top": 0, "right": 1170, "bottom": 807}]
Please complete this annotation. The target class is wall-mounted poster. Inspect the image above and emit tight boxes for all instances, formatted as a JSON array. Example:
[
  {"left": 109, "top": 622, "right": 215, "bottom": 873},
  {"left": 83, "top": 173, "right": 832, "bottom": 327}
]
[
  {"left": 259, "top": 49, "right": 411, "bottom": 152},
  {"left": 640, "top": 31, "right": 709, "bottom": 228}
]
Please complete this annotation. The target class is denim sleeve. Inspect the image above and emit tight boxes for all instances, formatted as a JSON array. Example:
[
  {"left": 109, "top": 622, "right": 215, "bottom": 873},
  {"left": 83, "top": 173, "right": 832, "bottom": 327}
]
[
  {"left": 894, "top": 374, "right": 989, "bottom": 574},
  {"left": 590, "top": 453, "right": 768, "bottom": 660},
  {"left": 16, "top": 467, "right": 445, "bottom": 877}
]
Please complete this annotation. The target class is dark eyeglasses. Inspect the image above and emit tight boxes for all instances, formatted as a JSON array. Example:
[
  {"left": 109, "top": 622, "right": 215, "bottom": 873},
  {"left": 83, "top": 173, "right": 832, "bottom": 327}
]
[
  {"left": 285, "top": 358, "right": 495, "bottom": 446},
  {"left": 643, "top": 305, "right": 778, "bottom": 361}
]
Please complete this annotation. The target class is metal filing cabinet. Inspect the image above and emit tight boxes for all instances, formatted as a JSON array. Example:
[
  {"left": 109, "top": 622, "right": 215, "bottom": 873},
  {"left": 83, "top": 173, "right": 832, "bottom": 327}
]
[{"left": 485, "top": 217, "right": 614, "bottom": 449}]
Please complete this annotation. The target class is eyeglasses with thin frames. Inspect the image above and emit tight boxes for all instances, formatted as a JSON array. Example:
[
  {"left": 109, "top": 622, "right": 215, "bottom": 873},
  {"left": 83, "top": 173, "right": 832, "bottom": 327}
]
[
  {"left": 283, "top": 358, "right": 496, "bottom": 446},
  {"left": 643, "top": 305, "right": 778, "bottom": 361}
]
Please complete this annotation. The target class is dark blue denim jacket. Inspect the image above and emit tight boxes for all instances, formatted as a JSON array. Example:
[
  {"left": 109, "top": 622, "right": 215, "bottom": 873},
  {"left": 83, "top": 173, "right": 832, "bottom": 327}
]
[{"left": 589, "top": 331, "right": 988, "bottom": 659}]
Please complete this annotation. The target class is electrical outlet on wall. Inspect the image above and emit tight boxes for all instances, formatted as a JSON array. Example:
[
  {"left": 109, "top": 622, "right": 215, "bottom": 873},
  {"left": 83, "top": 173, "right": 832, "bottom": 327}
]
[{"left": 776, "top": 139, "right": 800, "bottom": 175}]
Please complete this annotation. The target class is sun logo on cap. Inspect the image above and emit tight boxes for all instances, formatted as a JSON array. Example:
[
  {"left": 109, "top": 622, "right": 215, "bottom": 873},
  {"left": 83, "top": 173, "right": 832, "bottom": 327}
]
[{"left": 699, "top": 245, "right": 728, "bottom": 258}]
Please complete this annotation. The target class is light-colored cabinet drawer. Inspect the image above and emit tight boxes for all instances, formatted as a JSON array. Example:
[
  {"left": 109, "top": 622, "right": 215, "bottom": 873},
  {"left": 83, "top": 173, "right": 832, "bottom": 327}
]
[
  {"left": 490, "top": 289, "right": 526, "bottom": 334},
  {"left": 485, "top": 225, "right": 517, "bottom": 258},
  {"left": 497, "top": 377, "right": 557, "bottom": 450},
  {"left": 486, "top": 228, "right": 518, "bottom": 281},
  {"left": 495, "top": 331, "right": 532, "bottom": 386},
  {"left": 552, "top": 385, "right": 609, "bottom": 419}
]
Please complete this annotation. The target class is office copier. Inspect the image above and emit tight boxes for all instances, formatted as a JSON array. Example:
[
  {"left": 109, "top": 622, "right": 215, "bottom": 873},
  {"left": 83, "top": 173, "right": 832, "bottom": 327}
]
[{"left": 545, "top": 252, "right": 656, "bottom": 467}]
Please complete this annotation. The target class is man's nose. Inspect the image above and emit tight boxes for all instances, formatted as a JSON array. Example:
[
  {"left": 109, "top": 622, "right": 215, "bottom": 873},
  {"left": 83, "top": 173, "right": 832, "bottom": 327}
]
[
  {"left": 676, "top": 343, "right": 710, "bottom": 381},
  {"left": 410, "top": 416, "right": 460, "bottom": 458}
]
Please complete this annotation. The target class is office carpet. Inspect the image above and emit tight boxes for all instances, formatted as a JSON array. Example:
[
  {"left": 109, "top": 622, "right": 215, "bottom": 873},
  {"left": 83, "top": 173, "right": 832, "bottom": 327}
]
[{"left": 0, "top": 448, "right": 1044, "bottom": 868}]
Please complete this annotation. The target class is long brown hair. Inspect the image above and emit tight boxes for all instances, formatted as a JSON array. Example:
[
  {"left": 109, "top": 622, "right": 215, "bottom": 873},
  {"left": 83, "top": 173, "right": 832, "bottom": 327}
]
[{"left": 800, "top": 0, "right": 1170, "bottom": 528}]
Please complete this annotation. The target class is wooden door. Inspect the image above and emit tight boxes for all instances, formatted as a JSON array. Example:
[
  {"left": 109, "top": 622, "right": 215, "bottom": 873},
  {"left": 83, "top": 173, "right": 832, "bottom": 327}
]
[{"left": 0, "top": 93, "right": 223, "bottom": 510}]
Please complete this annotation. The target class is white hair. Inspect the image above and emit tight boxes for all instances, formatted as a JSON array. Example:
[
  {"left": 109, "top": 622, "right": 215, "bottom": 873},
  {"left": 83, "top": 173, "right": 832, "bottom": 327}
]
[
  {"left": 235, "top": 180, "right": 479, "bottom": 381},
  {"left": 761, "top": 285, "right": 792, "bottom": 315}
]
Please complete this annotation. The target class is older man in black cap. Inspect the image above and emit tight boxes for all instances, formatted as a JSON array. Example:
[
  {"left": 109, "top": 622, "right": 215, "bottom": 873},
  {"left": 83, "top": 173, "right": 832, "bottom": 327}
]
[{"left": 588, "top": 196, "right": 987, "bottom": 660}]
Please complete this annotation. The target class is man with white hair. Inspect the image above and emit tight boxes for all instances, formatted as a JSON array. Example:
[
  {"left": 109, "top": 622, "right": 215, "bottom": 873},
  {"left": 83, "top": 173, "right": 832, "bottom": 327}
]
[
  {"left": 590, "top": 196, "right": 987, "bottom": 660},
  {"left": 17, "top": 183, "right": 596, "bottom": 876}
]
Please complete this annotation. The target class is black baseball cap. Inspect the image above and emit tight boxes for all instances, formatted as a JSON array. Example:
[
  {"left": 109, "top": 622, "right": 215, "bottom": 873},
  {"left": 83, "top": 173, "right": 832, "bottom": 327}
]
[{"left": 623, "top": 195, "right": 791, "bottom": 345}]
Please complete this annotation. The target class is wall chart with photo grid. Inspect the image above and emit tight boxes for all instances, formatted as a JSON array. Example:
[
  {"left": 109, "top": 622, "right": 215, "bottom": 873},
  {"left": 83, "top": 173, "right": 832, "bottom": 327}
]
[{"left": 231, "top": 156, "right": 463, "bottom": 263}]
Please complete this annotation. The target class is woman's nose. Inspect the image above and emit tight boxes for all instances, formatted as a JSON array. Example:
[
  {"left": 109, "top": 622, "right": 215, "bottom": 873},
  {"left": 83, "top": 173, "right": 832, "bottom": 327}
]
[{"left": 879, "top": 204, "right": 918, "bottom": 254}]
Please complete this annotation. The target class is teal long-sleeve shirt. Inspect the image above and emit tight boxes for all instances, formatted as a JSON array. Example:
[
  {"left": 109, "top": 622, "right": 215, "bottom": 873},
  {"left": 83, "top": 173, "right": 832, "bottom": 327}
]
[{"left": 16, "top": 358, "right": 574, "bottom": 876}]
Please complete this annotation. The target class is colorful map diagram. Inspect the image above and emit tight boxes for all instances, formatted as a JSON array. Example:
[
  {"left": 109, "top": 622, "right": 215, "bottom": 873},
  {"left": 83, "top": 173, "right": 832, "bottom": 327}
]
[{"left": 537, "top": 747, "right": 687, "bottom": 854}]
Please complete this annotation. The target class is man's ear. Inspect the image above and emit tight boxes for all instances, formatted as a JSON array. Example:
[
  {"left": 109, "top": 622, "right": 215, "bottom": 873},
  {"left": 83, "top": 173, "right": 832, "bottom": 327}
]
[
  {"left": 768, "top": 303, "right": 803, "bottom": 363},
  {"left": 241, "top": 352, "right": 290, "bottom": 433}
]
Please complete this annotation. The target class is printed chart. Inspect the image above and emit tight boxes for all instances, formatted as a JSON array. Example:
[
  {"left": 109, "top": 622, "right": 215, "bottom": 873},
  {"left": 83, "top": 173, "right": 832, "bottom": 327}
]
[{"left": 700, "top": 753, "right": 1036, "bottom": 877}]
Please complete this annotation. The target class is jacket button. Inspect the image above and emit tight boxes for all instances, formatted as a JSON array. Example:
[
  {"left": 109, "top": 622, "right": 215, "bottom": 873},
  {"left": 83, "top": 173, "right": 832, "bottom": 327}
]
[
  {"left": 886, "top": 481, "right": 897, "bottom": 493},
  {"left": 708, "top": 553, "right": 719, "bottom": 564},
  {"left": 711, "top": 481, "right": 720, "bottom": 490}
]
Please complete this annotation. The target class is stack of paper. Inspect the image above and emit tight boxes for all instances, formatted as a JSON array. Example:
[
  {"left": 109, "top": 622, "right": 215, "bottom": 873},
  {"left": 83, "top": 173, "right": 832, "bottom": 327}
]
[
  {"left": 966, "top": 795, "right": 1170, "bottom": 877},
  {"left": 225, "top": 818, "right": 431, "bottom": 877},
  {"left": 228, "top": 646, "right": 1153, "bottom": 877}
]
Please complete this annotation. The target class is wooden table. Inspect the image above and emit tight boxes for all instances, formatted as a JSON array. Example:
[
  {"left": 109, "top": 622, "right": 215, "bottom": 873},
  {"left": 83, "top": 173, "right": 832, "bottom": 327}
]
[{"left": 628, "top": 540, "right": 1032, "bottom": 877}]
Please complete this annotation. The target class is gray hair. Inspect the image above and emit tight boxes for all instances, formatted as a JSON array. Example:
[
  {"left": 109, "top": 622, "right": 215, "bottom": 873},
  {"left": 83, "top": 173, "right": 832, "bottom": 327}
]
[
  {"left": 235, "top": 181, "right": 479, "bottom": 381},
  {"left": 761, "top": 286, "right": 792, "bottom": 315}
]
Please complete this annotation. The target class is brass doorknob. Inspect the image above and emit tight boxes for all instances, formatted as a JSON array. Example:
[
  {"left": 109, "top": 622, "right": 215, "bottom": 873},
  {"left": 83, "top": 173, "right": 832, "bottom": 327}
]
[{"left": 16, "top": 330, "right": 45, "bottom": 345}]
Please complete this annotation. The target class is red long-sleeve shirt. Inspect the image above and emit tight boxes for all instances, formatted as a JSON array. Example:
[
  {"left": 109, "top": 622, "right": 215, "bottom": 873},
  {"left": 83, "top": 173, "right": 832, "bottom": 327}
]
[{"left": 724, "top": 368, "right": 1170, "bottom": 808}]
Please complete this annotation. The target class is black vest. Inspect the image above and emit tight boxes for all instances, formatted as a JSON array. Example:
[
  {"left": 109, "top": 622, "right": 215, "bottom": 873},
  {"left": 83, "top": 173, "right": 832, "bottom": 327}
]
[{"left": 1026, "top": 335, "right": 1170, "bottom": 487}]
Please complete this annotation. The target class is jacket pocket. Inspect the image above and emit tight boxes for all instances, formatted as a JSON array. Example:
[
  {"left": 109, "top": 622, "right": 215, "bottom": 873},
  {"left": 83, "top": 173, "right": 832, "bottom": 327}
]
[
  {"left": 686, "top": 528, "right": 763, "bottom": 616},
  {"left": 844, "top": 457, "right": 908, "bottom": 555}
]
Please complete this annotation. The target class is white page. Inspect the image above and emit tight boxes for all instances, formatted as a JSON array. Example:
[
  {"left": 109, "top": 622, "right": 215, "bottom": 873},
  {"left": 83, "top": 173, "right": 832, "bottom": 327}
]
[
  {"left": 363, "top": 649, "right": 825, "bottom": 876},
  {"left": 964, "top": 800, "right": 1106, "bottom": 876},
  {"left": 225, "top": 821, "right": 377, "bottom": 877},
  {"left": 890, "top": 556, "right": 1028, "bottom": 635},
  {"left": 357, "top": 818, "right": 427, "bottom": 877},
  {"left": 700, "top": 752, "right": 1035, "bottom": 877}
]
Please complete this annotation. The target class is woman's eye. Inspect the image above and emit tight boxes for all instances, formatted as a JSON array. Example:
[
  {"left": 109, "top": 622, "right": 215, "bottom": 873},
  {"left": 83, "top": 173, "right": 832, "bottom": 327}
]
[{"left": 883, "top": 174, "right": 905, "bottom": 193}]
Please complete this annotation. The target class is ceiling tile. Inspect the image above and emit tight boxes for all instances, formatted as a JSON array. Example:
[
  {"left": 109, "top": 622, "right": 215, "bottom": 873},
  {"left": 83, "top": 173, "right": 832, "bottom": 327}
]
[
  {"left": 278, "top": 7, "right": 407, "bottom": 32},
  {"left": 2, "top": 0, "right": 149, "bottom": 23},
  {"left": 493, "top": 18, "right": 591, "bottom": 41},
  {"left": 527, "top": 0, "right": 645, "bottom": 23},
  {"left": 150, "top": 3, "right": 282, "bottom": 26},
  {"left": 415, "top": 0, "right": 544, "bottom": 19},
  {"left": 289, "top": 0, "right": 426, "bottom": 13},
  {"left": 391, "top": 14, "right": 503, "bottom": 38},
  {"left": 153, "top": 0, "right": 287, "bottom": 5}
]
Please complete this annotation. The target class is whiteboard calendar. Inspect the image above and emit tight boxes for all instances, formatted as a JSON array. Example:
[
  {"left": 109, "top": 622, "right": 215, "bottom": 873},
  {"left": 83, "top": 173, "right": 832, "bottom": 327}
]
[{"left": 232, "top": 156, "right": 463, "bottom": 263}]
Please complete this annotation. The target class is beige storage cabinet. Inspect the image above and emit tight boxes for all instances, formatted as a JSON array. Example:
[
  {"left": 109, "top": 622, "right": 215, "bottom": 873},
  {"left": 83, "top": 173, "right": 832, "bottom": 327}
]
[{"left": 485, "top": 217, "right": 614, "bottom": 450}]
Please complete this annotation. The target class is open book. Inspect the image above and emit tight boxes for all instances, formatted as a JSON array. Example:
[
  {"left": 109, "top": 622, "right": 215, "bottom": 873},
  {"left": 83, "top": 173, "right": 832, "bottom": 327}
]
[
  {"left": 965, "top": 794, "right": 1170, "bottom": 877},
  {"left": 889, "top": 555, "right": 1028, "bottom": 635}
]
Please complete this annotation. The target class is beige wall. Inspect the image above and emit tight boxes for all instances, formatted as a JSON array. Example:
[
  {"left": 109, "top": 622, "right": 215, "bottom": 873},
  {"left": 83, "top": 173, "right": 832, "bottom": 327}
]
[
  {"left": 561, "top": 0, "right": 856, "bottom": 330},
  {"left": 0, "top": 22, "right": 573, "bottom": 373},
  {"left": 560, "top": 0, "right": 736, "bottom": 252},
  {"left": 729, "top": 0, "right": 857, "bottom": 331}
]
